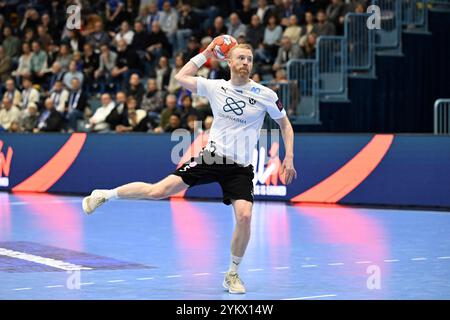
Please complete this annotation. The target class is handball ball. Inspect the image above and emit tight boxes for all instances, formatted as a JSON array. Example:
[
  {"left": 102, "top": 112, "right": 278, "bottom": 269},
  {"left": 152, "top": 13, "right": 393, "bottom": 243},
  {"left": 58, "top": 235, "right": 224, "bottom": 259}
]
[{"left": 212, "top": 35, "right": 237, "bottom": 60}]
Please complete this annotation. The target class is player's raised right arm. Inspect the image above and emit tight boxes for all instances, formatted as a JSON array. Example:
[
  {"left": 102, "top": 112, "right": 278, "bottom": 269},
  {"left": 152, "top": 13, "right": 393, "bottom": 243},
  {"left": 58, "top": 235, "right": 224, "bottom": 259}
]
[{"left": 174, "top": 41, "right": 215, "bottom": 94}]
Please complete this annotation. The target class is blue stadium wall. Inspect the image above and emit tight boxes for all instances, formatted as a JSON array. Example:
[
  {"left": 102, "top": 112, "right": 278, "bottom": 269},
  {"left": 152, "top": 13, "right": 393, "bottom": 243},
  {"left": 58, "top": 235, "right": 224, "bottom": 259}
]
[{"left": 1, "top": 133, "right": 449, "bottom": 209}]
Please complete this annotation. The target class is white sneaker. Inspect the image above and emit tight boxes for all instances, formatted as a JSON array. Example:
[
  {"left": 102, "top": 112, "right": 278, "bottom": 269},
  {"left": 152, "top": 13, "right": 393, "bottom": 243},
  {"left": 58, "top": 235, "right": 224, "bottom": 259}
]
[
  {"left": 82, "top": 189, "right": 108, "bottom": 215},
  {"left": 223, "top": 271, "right": 246, "bottom": 294}
]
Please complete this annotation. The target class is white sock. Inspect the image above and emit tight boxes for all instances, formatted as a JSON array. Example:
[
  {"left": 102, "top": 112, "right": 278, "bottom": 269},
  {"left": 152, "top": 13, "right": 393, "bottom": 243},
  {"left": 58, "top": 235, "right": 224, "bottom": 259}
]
[
  {"left": 105, "top": 188, "right": 118, "bottom": 200},
  {"left": 229, "top": 255, "right": 243, "bottom": 273}
]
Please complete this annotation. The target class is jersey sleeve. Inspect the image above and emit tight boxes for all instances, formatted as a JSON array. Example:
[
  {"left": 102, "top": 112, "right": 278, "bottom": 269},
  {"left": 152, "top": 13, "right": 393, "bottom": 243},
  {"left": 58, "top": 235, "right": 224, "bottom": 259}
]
[
  {"left": 196, "top": 76, "right": 212, "bottom": 97},
  {"left": 266, "top": 90, "right": 287, "bottom": 120}
]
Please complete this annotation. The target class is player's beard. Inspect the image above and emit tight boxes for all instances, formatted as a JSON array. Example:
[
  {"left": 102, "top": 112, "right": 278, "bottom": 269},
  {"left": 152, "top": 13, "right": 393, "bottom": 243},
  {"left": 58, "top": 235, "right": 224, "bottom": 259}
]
[{"left": 231, "top": 64, "right": 250, "bottom": 78}]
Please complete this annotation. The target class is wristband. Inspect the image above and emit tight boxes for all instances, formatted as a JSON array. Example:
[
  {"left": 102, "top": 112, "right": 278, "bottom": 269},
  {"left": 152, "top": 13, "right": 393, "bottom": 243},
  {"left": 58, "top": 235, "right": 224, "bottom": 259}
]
[{"left": 190, "top": 53, "right": 207, "bottom": 68}]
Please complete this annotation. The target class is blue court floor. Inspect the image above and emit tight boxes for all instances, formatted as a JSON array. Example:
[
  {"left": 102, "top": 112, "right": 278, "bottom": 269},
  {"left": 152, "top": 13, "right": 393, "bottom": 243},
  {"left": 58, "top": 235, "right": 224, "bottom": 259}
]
[{"left": 1, "top": 192, "right": 450, "bottom": 300}]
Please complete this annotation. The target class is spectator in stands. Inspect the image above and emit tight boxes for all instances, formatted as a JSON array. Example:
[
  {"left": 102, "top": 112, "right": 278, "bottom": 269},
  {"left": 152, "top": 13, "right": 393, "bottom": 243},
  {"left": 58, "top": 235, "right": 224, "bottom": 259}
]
[
  {"left": 106, "top": 91, "right": 129, "bottom": 131},
  {"left": 283, "top": 14, "right": 303, "bottom": 44},
  {"left": 82, "top": 43, "right": 99, "bottom": 95},
  {"left": 237, "top": 0, "right": 256, "bottom": 25},
  {"left": 315, "top": 9, "right": 336, "bottom": 36},
  {"left": 48, "top": 62, "right": 66, "bottom": 92},
  {"left": 256, "top": 0, "right": 274, "bottom": 26},
  {"left": 150, "top": 55, "right": 171, "bottom": 92},
  {"left": 112, "top": 39, "right": 140, "bottom": 89},
  {"left": 208, "top": 58, "right": 229, "bottom": 80},
  {"left": 86, "top": 21, "right": 110, "bottom": 53},
  {"left": 168, "top": 53, "right": 185, "bottom": 94},
  {"left": 125, "top": 73, "right": 145, "bottom": 104},
  {"left": 116, "top": 96, "right": 153, "bottom": 133},
  {"left": 301, "top": 32, "right": 318, "bottom": 59},
  {"left": 0, "top": 46, "right": 11, "bottom": 83},
  {"left": 33, "top": 98, "right": 64, "bottom": 133},
  {"left": 93, "top": 43, "right": 117, "bottom": 94},
  {"left": 183, "top": 36, "right": 201, "bottom": 61},
  {"left": 63, "top": 60, "right": 84, "bottom": 90},
  {"left": 12, "top": 42, "right": 32, "bottom": 82},
  {"left": 146, "top": 21, "right": 171, "bottom": 68},
  {"left": 159, "top": 1, "right": 178, "bottom": 49},
  {"left": 50, "top": 80, "right": 69, "bottom": 113},
  {"left": 179, "top": 95, "right": 198, "bottom": 129},
  {"left": 2, "top": 26, "right": 20, "bottom": 60},
  {"left": 176, "top": 3, "right": 198, "bottom": 54},
  {"left": 299, "top": 11, "right": 317, "bottom": 47},
  {"left": 245, "top": 15, "right": 264, "bottom": 53},
  {"left": 36, "top": 24, "right": 53, "bottom": 52},
  {"left": 20, "top": 77, "right": 39, "bottom": 111},
  {"left": 273, "top": 36, "right": 304, "bottom": 73},
  {"left": 227, "top": 13, "right": 247, "bottom": 40},
  {"left": 140, "top": 2, "right": 160, "bottom": 34},
  {"left": 274, "top": 0, "right": 307, "bottom": 27},
  {"left": 326, "top": 0, "right": 348, "bottom": 34},
  {"left": 20, "top": 102, "right": 39, "bottom": 132},
  {"left": 0, "top": 96, "right": 20, "bottom": 132},
  {"left": 141, "top": 78, "right": 165, "bottom": 121},
  {"left": 20, "top": 8, "right": 40, "bottom": 34},
  {"left": 255, "top": 15, "right": 282, "bottom": 65},
  {"left": 63, "top": 30, "right": 85, "bottom": 53},
  {"left": 163, "top": 113, "right": 181, "bottom": 133},
  {"left": 66, "top": 77, "right": 88, "bottom": 131},
  {"left": 55, "top": 44, "right": 73, "bottom": 73},
  {"left": 106, "top": 0, "right": 126, "bottom": 29},
  {"left": 30, "top": 41, "right": 48, "bottom": 85},
  {"left": 155, "top": 93, "right": 178, "bottom": 133},
  {"left": 87, "top": 93, "right": 115, "bottom": 132},
  {"left": 209, "top": 16, "right": 227, "bottom": 39},
  {"left": 112, "top": 21, "right": 135, "bottom": 47},
  {"left": 270, "top": 68, "right": 298, "bottom": 117},
  {"left": 3, "top": 78, "right": 21, "bottom": 109},
  {"left": 131, "top": 20, "right": 150, "bottom": 56}
]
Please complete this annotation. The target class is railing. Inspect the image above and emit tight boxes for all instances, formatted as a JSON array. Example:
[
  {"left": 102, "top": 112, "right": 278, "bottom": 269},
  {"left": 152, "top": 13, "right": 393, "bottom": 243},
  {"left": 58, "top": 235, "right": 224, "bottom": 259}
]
[
  {"left": 317, "top": 36, "right": 347, "bottom": 95},
  {"left": 373, "top": 0, "right": 402, "bottom": 49},
  {"left": 401, "top": 0, "right": 428, "bottom": 28},
  {"left": 345, "top": 13, "right": 375, "bottom": 72},
  {"left": 434, "top": 99, "right": 450, "bottom": 134}
]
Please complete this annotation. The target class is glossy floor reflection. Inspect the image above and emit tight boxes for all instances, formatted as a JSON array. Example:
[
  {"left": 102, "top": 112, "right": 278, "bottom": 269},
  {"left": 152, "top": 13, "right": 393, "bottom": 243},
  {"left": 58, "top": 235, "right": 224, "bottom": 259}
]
[{"left": 1, "top": 192, "right": 450, "bottom": 300}]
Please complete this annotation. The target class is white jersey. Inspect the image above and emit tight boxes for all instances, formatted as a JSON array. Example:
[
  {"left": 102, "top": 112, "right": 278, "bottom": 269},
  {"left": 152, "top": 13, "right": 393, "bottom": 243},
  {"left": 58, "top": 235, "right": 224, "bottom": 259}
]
[{"left": 196, "top": 77, "right": 286, "bottom": 166}]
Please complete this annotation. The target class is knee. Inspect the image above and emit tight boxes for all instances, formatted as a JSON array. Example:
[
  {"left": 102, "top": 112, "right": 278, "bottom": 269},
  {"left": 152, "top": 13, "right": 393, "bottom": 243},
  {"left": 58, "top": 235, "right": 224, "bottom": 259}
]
[
  {"left": 236, "top": 211, "right": 252, "bottom": 227},
  {"left": 146, "top": 184, "right": 168, "bottom": 199}
]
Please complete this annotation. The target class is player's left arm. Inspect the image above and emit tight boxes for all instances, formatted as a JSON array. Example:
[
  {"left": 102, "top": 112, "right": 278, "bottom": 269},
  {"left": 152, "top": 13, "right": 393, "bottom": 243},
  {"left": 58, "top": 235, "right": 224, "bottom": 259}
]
[{"left": 274, "top": 116, "right": 297, "bottom": 184}]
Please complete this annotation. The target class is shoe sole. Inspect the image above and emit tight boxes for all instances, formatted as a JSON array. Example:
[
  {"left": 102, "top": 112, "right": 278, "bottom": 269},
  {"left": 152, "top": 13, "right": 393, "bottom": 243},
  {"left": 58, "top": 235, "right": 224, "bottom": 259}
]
[
  {"left": 222, "top": 279, "right": 246, "bottom": 294},
  {"left": 82, "top": 196, "right": 92, "bottom": 214}
]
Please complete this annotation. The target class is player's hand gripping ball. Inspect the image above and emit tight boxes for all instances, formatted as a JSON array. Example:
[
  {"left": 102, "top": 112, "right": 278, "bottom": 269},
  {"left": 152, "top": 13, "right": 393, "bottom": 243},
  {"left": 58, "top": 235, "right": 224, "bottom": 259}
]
[{"left": 212, "top": 35, "right": 237, "bottom": 60}]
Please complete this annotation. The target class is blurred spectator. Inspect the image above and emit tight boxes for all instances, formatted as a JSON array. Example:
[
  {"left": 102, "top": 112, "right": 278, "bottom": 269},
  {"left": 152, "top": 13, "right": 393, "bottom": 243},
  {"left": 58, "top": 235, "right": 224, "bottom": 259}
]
[
  {"left": 179, "top": 95, "right": 198, "bottom": 129},
  {"left": 157, "top": 93, "right": 178, "bottom": 132},
  {"left": 150, "top": 55, "right": 171, "bottom": 92},
  {"left": 2, "top": 78, "right": 21, "bottom": 109},
  {"left": 2, "top": 26, "right": 20, "bottom": 59},
  {"left": 63, "top": 30, "right": 85, "bottom": 53},
  {"left": 33, "top": 98, "right": 64, "bottom": 133},
  {"left": 140, "top": 2, "right": 160, "bottom": 34},
  {"left": 227, "top": 13, "right": 247, "bottom": 40},
  {"left": 66, "top": 77, "right": 88, "bottom": 131},
  {"left": 245, "top": 15, "right": 264, "bottom": 52},
  {"left": 116, "top": 96, "right": 153, "bottom": 132},
  {"left": 237, "top": 0, "right": 256, "bottom": 25},
  {"left": 0, "top": 45, "right": 11, "bottom": 83},
  {"left": 125, "top": 73, "right": 145, "bottom": 104},
  {"left": 55, "top": 44, "right": 73, "bottom": 73},
  {"left": 315, "top": 9, "right": 336, "bottom": 36},
  {"left": 186, "top": 114, "right": 201, "bottom": 134},
  {"left": 270, "top": 68, "right": 298, "bottom": 117},
  {"left": 283, "top": 14, "right": 302, "bottom": 44},
  {"left": 176, "top": 3, "right": 198, "bottom": 54},
  {"left": 86, "top": 21, "right": 110, "bottom": 53},
  {"left": 183, "top": 36, "right": 201, "bottom": 61},
  {"left": 159, "top": 1, "right": 178, "bottom": 49},
  {"left": 50, "top": 80, "right": 69, "bottom": 113},
  {"left": 20, "top": 8, "right": 40, "bottom": 33},
  {"left": 30, "top": 41, "right": 48, "bottom": 85},
  {"left": 106, "top": 0, "right": 126, "bottom": 29},
  {"left": 208, "top": 58, "right": 229, "bottom": 80},
  {"left": 168, "top": 53, "right": 185, "bottom": 94},
  {"left": 112, "top": 21, "right": 135, "bottom": 47},
  {"left": 112, "top": 39, "right": 140, "bottom": 88},
  {"left": 146, "top": 21, "right": 171, "bottom": 67},
  {"left": 273, "top": 36, "right": 304, "bottom": 72},
  {"left": 274, "top": 0, "right": 307, "bottom": 27},
  {"left": 208, "top": 16, "right": 227, "bottom": 39},
  {"left": 141, "top": 78, "right": 165, "bottom": 119},
  {"left": 20, "top": 102, "right": 39, "bottom": 132},
  {"left": 93, "top": 43, "right": 117, "bottom": 94},
  {"left": 82, "top": 43, "right": 99, "bottom": 94},
  {"left": 326, "top": 0, "right": 348, "bottom": 34},
  {"left": 36, "top": 24, "right": 53, "bottom": 52},
  {"left": 63, "top": 60, "right": 84, "bottom": 90},
  {"left": 302, "top": 32, "right": 317, "bottom": 59},
  {"left": 256, "top": 0, "right": 274, "bottom": 26},
  {"left": 106, "top": 91, "right": 129, "bottom": 131},
  {"left": 255, "top": 15, "right": 282, "bottom": 64},
  {"left": 20, "top": 77, "right": 39, "bottom": 111},
  {"left": 299, "top": 11, "right": 317, "bottom": 47},
  {"left": 12, "top": 42, "right": 32, "bottom": 81},
  {"left": 87, "top": 93, "right": 115, "bottom": 132},
  {"left": 48, "top": 61, "right": 66, "bottom": 91},
  {"left": 0, "top": 96, "right": 20, "bottom": 131},
  {"left": 130, "top": 20, "right": 150, "bottom": 55},
  {"left": 164, "top": 113, "right": 181, "bottom": 133}
]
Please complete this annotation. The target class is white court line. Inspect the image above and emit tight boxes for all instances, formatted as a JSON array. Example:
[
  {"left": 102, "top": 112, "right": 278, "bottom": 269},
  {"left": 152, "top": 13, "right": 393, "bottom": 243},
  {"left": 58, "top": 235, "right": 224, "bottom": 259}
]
[
  {"left": 136, "top": 277, "right": 154, "bottom": 281},
  {"left": 12, "top": 288, "right": 32, "bottom": 291},
  {"left": 248, "top": 268, "right": 264, "bottom": 272},
  {"left": 355, "top": 261, "right": 372, "bottom": 264},
  {"left": 274, "top": 266, "right": 290, "bottom": 270},
  {"left": 437, "top": 256, "right": 450, "bottom": 260},
  {"left": 9, "top": 200, "right": 81, "bottom": 206},
  {"left": 384, "top": 259, "right": 400, "bottom": 263},
  {"left": 301, "top": 265, "right": 318, "bottom": 268},
  {"left": 411, "top": 258, "right": 427, "bottom": 261},
  {"left": 0, "top": 247, "right": 92, "bottom": 271},
  {"left": 166, "top": 275, "right": 181, "bottom": 278},
  {"left": 283, "top": 294, "right": 337, "bottom": 300},
  {"left": 328, "top": 263, "right": 344, "bottom": 266},
  {"left": 45, "top": 285, "right": 63, "bottom": 288},
  {"left": 80, "top": 282, "right": 95, "bottom": 286},
  {"left": 107, "top": 280, "right": 125, "bottom": 283},
  {"left": 193, "top": 273, "right": 210, "bottom": 276}
]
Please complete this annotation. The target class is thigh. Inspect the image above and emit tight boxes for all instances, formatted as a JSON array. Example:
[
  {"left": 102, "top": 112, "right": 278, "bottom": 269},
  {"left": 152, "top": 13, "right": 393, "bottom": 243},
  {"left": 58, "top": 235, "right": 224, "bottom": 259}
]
[
  {"left": 155, "top": 174, "right": 190, "bottom": 195},
  {"left": 171, "top": 154, "right": 220, "bottom": 187}
]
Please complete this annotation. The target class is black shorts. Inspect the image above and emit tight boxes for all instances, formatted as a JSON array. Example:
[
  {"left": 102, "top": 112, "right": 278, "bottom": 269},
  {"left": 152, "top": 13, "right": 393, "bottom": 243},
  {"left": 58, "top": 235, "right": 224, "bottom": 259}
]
[{"left": 172, "top": 150, "right": 254, "bottom": 205}]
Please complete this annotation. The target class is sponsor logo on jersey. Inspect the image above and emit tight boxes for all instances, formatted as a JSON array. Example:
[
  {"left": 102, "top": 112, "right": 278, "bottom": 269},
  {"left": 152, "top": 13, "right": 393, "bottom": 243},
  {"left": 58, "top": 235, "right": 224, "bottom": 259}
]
[
  {"left": 276, "top": 99, "right": 284, "bottom": 111},
  {"left": 249, "top": 98, "right": 256, "bottom": 105},
  {"left": 250, "top": 87, "right": 261, "bottom": 94},
  {"left": 223, "top": 97, "right": 246, "bottom": 116}
]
